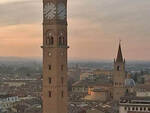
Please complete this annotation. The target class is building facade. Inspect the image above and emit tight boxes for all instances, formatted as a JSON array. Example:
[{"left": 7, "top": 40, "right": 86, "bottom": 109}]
[
  {"left": 0, "top": 95, "right": 19, "bottom": 112},
  {"left": 119, "top": 96, "right": 150, "bottom": 113},
  {"left": 85, "top": 88, "right": 111, "bottom": 102},
  {"left": 42, "top": 0, "right": 68, "bottom": 113},
  {"left": 136, "top": 84, "right": 150, "bottom": 97},
  {"left": 113, "top": 43, "right": 126, "bottom": 101},
  {"left": 72, "top": 81, "right": 88, "bottom": 98}
]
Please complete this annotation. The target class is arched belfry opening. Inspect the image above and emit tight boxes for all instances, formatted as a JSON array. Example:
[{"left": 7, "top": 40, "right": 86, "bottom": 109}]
[
  {"left": 46, "top": 32, "right": 54, "bottom": 45},
  {"left": 117, "top": 66, "right": 120, "bottom": 71},
  {"left": 59, "top": 33, "right": 65, "bottom": 46}
]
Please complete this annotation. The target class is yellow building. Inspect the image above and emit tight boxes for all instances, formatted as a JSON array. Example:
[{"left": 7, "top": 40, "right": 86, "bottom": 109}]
[
  {"left": 93, "top": 69, "right": 112, "bottom": 76},
  {"left": 85, "top": 88, "right": 111, "bottom": 102},
  {"left": 80, "top": 72, "right": 92, "bottom": 80}
]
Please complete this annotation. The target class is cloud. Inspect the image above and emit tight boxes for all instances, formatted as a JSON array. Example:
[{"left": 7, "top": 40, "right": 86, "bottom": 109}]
[
  {"left": 0, "top": 24, "right": 42, "bottom": 57},
  {"left": 0, "top": 0, "right": 150, "bottom": 60},
  {"left": 0, "top": 0, "right": 42, "bottom": 26},
  {"left": 68, "top": 0, "right": 150, "bottom": 37}
]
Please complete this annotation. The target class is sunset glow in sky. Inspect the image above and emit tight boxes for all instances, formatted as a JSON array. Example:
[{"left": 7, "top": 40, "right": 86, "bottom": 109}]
[{"left": 0, "top": 0, "right": 150, "bottom": 61}]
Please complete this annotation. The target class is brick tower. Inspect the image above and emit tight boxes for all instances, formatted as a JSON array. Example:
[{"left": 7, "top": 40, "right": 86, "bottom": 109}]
[
  {"left": 113, "top": 43, "right": 126, "bottom": 101},
  {"left": 42, "top": 0, "right": 68, "bottom": 113}
]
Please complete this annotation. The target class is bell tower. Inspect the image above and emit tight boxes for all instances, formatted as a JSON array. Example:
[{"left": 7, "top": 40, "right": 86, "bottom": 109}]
[
  {"left": 42, "top": 0, "right": 68, "bottom": 113},
  {"left": 113, "top": 43, "right": 126, "bottom": 101}
]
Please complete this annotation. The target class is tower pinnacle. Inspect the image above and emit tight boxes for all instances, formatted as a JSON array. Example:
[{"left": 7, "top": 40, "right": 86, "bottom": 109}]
[{"left": 116, "top": 42, "right": 123, "bottom": 62}]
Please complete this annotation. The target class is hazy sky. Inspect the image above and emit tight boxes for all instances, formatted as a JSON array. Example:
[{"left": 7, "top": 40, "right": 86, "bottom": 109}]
[{"left": 0, "top": 0, "right": 150, "bottom": 61}]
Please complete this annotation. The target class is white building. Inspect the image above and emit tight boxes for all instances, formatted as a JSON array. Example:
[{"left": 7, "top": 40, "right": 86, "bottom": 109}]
[
  {"left": 136, "top": 84, "right": 150, "bottom": 97},
  {"left": 119, "top": 96, "right": 150, "bottom": 113},
  {"left": 0, "top": 94, "right": 20, "bottom": 112}
]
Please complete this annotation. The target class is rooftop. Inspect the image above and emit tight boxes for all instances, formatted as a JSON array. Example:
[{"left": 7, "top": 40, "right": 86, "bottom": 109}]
[
  {"left": 0, "top": 94, "right": 17, "bottom": 99},
  {"left": 92, "top": 88, "right": 107, "bottom": 92},
  {"left": 72, "top": 80, "right": 112, "bottom": 87},
  {"left": 120, "top": 96, "right": 150, "bottom": 105},
  {"left": 136, "top": 84, "right": 150, "bottom": 92}
]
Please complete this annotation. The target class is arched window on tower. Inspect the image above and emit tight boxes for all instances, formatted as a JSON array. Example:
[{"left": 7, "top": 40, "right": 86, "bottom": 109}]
[
  {"left": 117, "top": 66, "right": 120, "bottom": 71},
  {"left": 59, "top": 36, "right": 65, "bottom": 46},
  {"left": 46, "top": 32, "right": 54, "bottom": 45},
  {"left": 62, "top": 37, "right": 65, "bottom": 45},
  {"left": 59, "top": 36, "right": 62, "bottom": 45},
  {"left": 49, "top": 36, "right": 54, "bottom": 45}
]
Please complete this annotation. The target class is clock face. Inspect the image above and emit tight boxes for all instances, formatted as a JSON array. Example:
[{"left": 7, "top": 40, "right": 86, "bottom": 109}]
[
  {"left": 44, "top": 2, "right": 56, "bottom": 20},
  {"left": 57, "top": 3, "right": 66, "bottom": 20}
]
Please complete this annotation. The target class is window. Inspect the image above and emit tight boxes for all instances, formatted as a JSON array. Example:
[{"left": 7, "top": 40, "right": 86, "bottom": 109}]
[
  {"left": 140, "top": 107, "right": 142, "bottom": 111},
  {"left": 117, "top": 66, "right": 120, "bottom": 71},
  {"left": 59, "top": 37, "right": 62, "bottom": 45},
  {"left": 49, "top": 65, "right": 51, "bottom": 70},
  {"left": 144, "top": 107, "right": 146, "bottom": 111},
  {"left": 126, "top": 89, "right": 129, "bottom": 94},
  {"left": 128, "top": 107, "right": 130, "bottom": 111},
  {"left": 132, "top": 107, "right": 135, "bottom": 111},
  {"left": 49, "top": 77, "right": 51, "bottom": 84},
  {"left": 59, "top": 36, "right": 65, "bottom": 46},
  {"left": 136, "top": 107, "right": 138, "bottom": 111},
  {"left": 46, "top": 37, "right": 54, "bottom": 45},
  {"left": 49, "top": 91, "right": 51, "bottom": 97},
  {"left": 49, "top": 37, "right": 54, "bottom": 45},
  {"left": 62, "top": 37, "right": 65, "bottom": 45},
  {"left": 61, "top": 91, "right": 64, "bottom": 98},
  {"left": 124, "top": 107, "right": 127, "bottom": 110},
  {"left": 148, "top": 108, "right": 150, "bottom": 111}
]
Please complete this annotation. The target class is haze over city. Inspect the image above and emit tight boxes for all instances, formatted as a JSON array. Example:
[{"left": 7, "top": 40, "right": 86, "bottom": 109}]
[{"left": 0, "top": 0, "right": 150, "bottom": 61}]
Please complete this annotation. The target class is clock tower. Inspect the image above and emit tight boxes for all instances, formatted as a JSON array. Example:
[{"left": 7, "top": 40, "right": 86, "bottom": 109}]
[{"left": 42, "top": 0, "right": 68, "bottom": 113}]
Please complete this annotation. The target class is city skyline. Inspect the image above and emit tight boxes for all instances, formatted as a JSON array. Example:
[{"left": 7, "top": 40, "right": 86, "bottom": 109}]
[{"left": 0, "top": 0, "right": 150, "bottom": 61}]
